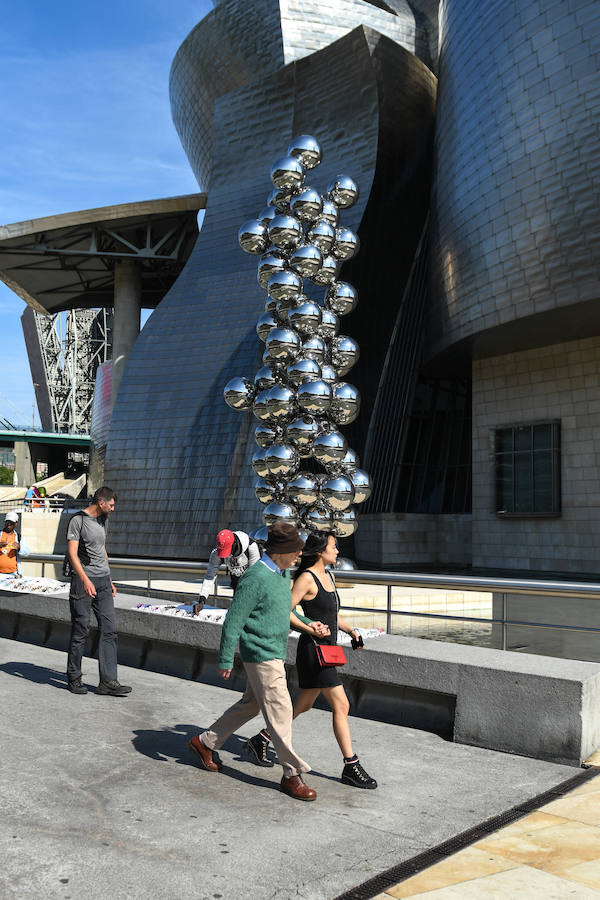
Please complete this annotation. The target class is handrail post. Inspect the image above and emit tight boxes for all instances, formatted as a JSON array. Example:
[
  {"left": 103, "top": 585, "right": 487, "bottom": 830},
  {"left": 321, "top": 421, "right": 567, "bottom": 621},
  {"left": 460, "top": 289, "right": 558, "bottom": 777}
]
[
  {"left": 502, "top": 592, "right": 507, "bottom": 651},
  {"left": 386, "top": 584, "right": 392, "bottom": 634},
  {"left": 146, "top": 570, "right": 151, "bottom": 598},
  {"left": 41, "top": 562, "right": 45, "bottom": 578}
]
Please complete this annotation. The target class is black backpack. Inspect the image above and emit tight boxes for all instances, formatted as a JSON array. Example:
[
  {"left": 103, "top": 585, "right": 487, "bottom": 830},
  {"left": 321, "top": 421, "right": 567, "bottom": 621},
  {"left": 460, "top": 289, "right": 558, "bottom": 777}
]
[{"left": 62, "top": 511, "right": 85, "bottom": 578}]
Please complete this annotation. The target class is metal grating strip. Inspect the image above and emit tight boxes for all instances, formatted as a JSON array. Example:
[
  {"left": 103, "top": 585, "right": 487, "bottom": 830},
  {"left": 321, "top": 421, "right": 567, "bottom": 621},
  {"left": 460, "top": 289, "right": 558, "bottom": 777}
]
[{"left": 333, "top": 766, "right": 600, "bottom": 900}]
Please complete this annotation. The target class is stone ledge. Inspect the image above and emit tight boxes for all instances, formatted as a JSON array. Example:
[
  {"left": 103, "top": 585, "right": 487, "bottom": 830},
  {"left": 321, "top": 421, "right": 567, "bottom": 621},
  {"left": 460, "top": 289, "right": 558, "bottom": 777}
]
[{"left": 2, "top": 588, "right": 598, "bottom": 766}]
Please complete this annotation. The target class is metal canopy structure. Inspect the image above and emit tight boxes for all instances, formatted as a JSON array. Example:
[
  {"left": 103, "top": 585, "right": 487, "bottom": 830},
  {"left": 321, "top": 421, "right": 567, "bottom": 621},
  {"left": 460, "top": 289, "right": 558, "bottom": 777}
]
[{"left": 0, "top": 194, "right": 206, "bottom": 314}]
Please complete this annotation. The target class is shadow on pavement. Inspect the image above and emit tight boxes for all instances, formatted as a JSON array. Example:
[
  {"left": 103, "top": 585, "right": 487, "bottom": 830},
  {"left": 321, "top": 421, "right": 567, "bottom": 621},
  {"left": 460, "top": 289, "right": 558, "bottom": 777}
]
[{"left": 0, "top": 661, "right": 68, "bottom": 689}]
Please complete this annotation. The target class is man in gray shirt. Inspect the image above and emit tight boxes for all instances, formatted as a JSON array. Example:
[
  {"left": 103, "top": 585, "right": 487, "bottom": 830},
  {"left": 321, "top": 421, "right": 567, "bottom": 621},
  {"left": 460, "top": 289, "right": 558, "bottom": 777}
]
[{"left": 66, "top": 486, "right": 131, "bottom": 697}]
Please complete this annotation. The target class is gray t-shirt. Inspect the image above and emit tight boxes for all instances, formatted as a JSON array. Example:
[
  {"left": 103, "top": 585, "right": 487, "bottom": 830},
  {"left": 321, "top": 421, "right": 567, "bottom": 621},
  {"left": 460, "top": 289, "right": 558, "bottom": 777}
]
[{"left": 66, "top": 511, "right": 110, "bottom": 577}]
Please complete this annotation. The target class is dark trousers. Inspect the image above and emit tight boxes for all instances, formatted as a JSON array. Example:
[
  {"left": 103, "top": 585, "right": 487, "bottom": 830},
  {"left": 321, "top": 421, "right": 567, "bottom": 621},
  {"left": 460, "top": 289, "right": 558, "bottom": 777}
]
[{"left": 67, "top": 574, "right": 118, "bottom": 683}]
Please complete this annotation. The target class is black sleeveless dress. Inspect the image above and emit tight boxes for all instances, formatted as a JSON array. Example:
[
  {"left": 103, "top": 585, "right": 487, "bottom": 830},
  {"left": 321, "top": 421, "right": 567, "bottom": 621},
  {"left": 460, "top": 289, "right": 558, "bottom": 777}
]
[{"left": 296, "top": 570, "right": 342, "bottom": 689}]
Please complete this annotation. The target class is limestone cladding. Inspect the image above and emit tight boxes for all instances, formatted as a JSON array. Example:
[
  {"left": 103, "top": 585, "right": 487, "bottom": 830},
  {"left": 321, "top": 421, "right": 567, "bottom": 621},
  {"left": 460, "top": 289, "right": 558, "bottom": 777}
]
[
  {"left": 472, "top": 335, "right": 600, "bottom": 574},
  {"left": 356, "top": 512, "right": 472, "bottom": 568}
]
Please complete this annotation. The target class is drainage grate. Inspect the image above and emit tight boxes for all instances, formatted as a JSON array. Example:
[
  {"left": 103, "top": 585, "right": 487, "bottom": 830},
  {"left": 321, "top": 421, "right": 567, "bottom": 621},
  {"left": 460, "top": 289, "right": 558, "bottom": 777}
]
[{"left": 333, "top": 766, "right": 600, "bottom": 900}]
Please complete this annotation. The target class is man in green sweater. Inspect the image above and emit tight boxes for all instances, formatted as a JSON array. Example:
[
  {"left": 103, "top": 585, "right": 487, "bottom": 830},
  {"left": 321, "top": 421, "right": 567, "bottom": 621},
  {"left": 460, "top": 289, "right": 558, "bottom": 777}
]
[{"left": 188, "top": 522, "right": 325, "bottom": 801}]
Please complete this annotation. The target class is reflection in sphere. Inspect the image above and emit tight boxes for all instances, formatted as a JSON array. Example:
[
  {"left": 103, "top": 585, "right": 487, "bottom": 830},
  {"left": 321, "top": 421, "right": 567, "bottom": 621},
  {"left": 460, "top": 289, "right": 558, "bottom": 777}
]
[
  {"left": 288, "top": 300, "right": 322, "bottom": 336},
  {"left": 321, "top": 475, "right": 355, "bottom": 512},
  {"left": 307, "top": 220, "right": 336, "bottom": 254},
  {"left": 326, "top": 281, "right": 358, "bottom": 316},
  {"left": 320, "top": 363, "right": 337, "bottom": 384},
  {"left": 264, "top": 296, "right": 278, "bottom": 315},
  {"left": 266, "top": 327, "right": 300, "bottom": 362},
  {"left": 327, "top": 174, "right": 359, "bottom": 208},
  {"left": 351, "top": 469, "right": 372, "bottom": 504},
  {"left": 332, "top": 508, "right": 358, "bottom": 537},
  {"left": 332, "top": 227, "right": 360, "bottom": 261},
  {"left": 286, "top": 357, "right": 321, "bottom": 385},
  {"left": 264, "top": 443, "right": 299, "bottom": 478},
  {"left": 302, "top": 335, "right": 326, "bottom": 364},
  {"left": 305, "top": 505, "right": 333, "bottom": 533},
  {"left": 290, "top": 187, "right": 323, "bottom": 222},
  {"left": 275, "top": 297, "right": 294, "bottom": 323},
  {"left": 256, "top": 311, "right": 278, "bottom": 342},
  {"left": 319, "top": 199, "right": 340, "bottom": 227},
  {"left": 258, "top": 205, "right": 277, "bottom": 226},
  {"left": 312, "top": 430, "right": 348, "bottom": 465},
  {"left": 330, "top": 382, "right": 360, "bottom": 425},
  {"left": 286, "top": 414, "right": 320, "bottom": 456},
  {"left": 312, "top": 254, "right": 340, "bottom": 286},
  {"left": 255, "top": 422, "right": 279, "bottom": 448},
  {"left": 267, "top": 269, "right": 303, "bottom": 302},
  {"left": 327, "top": 446, "right": 360, "bottom": 476},
  {"left": 297, "top": 379, "right": 333, "bottom": 415},
  {"left": 289, "top": 244, "right": 323, "bottom": 279},
  {"left": 255, "top": 477, "right": 279, "bottom": 505},
  {"left": 287, "top": 472, "right": 320, "bottom": 508},
  {"left": 334, "top": 557, "right": 357, "bottom": 571},
  {"left": 258, "top": 250, "right": 288, "bottom": 289},
  {"left": 268, "top": 214, "right": 303, "bottom": 252},
  {"left": 263, "top": 500, "right": 298, "bottom": 526},
  {"left": 331, "top": 334, "right": 360, "bottom": 376},
  {"left": 238, "top": 219, "right": 269, "bottom": 255},
  {"left": 254, "top": 366, "right": 278, "bottom": 392},
  {"left": 250, "top": 525, "right": 269, "bottom": 544},
  {"left": 287, "top": 135, "right": 322, "bottom": 170},
  {"left": 266, "top": 384, "right": 297, "bottom": 424},
  {"left": 224, "top": 376, "right": 254, "bottom": 410},
  {"left": 267, "top": 187, "right": 293, "bottom": 212},
  {"left": 271, "top": 155, "right": 305, "bottom": 192},
  {"left": 252, "top": 388, "right": 273, "bottom": 423},
  {"left": 251, "top": 447, "right": 269, "bottom": 478},
  {"left": 318, "top": 308, "right": 339, "bottom": 340}
]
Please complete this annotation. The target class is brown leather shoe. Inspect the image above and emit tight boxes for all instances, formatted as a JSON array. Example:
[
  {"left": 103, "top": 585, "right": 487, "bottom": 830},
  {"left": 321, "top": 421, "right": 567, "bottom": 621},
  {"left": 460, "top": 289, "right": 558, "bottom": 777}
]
[
  {"left": 280, "top": 775, "right": 317, "bottom": 801},
  {"left": 188, "top": 735, "right": 222, "bottom": 772}
]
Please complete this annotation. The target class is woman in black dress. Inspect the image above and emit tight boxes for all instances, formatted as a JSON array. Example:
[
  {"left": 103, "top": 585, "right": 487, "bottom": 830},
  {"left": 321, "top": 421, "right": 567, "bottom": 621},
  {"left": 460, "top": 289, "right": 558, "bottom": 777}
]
[{"left": 246, "top": 532, "right": 377, "bottom": 789}]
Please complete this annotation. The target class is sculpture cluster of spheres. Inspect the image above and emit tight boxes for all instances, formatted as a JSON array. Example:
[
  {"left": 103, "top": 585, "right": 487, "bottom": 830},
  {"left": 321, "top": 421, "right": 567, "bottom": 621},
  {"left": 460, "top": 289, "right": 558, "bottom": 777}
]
[{"left": 224, "top": 135, "right": 371, "bottom": 544}]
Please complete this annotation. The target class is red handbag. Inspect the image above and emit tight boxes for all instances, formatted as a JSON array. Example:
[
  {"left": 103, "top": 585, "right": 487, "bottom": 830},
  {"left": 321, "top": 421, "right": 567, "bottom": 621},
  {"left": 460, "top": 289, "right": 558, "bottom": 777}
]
[{"left": 313, "top": 642, "right": 347, "bottom": 667}]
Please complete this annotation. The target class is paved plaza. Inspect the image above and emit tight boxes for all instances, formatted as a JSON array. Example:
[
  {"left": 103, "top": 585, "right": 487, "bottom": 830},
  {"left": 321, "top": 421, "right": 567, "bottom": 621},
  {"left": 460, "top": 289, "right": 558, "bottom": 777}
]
[{"left": 1, "top": 636, "right": 593, "bottom": 900}]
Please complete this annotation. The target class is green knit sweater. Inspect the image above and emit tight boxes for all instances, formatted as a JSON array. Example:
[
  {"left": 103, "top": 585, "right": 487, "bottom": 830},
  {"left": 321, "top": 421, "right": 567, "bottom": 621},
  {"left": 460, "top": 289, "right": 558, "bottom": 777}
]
[{"left": 218, "top": 560, "right": 311, "bottom": 669}]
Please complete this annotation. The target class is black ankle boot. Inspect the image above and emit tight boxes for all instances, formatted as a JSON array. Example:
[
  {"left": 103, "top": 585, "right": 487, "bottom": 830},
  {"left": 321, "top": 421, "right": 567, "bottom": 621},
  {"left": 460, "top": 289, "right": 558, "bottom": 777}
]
[
  {"left": 341, "top": 760, "right": 377, "bottom": 789},
  {"left": 245, "top": 734, "right": 274, "bottom": 767}
]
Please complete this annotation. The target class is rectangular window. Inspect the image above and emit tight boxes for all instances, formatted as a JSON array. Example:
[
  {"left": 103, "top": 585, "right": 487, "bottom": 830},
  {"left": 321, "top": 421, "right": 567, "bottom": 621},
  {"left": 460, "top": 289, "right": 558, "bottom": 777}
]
[{"left": 494, "top": 422, "right": 560, "bottom": 517}]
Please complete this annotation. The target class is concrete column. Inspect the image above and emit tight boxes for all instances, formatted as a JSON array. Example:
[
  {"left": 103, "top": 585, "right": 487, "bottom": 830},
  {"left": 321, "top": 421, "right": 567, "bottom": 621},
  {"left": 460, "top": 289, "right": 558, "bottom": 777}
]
[
  {"left": 112, "top": 259, "right": 141, "bottom": 403},
  {"left": 14, "top": 441, "right": 35, "bottom": 488}
]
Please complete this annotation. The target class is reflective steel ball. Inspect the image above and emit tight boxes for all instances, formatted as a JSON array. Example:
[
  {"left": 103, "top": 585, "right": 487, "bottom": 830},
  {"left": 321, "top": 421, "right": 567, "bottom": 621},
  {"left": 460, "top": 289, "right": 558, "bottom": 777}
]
[
  {"left": 290, "top": 187, "right": 323, "bottom": 222},
  {"left": 297, "top": 379, "right": 333, "bottom": 415},
  {"left": 224, "top": 376, "right": 255, "bottom": 410},
  {"left": 252, "top": 388, "right": 273, "bottom": 423},
  {"left": 258, "top": 205, "right": 277, "bottom": 226},
  {"left": 319, "top": 199, "right": 340, "bottom": 227},
  {"left": 251, "top": 446, "right": 269, "bottom": 478},
  {"left": 255, "top": 422, "right": 279, "bottom": 448},
  {"left": 257, "top": 250, "right": 288, "bottom": 290},
  {"left": 326, "top": 281, "right": 358, "bottom": 316},
  {"left": 255, "top": 477, "right": 279, "bottom": 505},
  {"left": 321, "top": 475, "right": 355, "bottom": 512},
  {"left": 318, "top": 307, "right": 339, "bottom": 340},
  {"left": 286, "top": 414, "right": 320, "bottom": 456},
  {"left": 267, "top": 268, "right": 303, "bottom": 301},
  {"left": 312, "top": 430, "right": 348, "bottom": 465},
  {"left": 264, "top": 443, "right": 299, "bottom": 478},
  {"left": 254, "top": 366, "right": 279, "bottom": 392},
  {"left": 332, "top": 227, "right": 360, "bottom": 261},
  {"left": 287, "top": 135, "right": 322, "bottom": 170},
  {"left": 238, "top": 219, "right": 269, "bottom": 255},
  {"left": 266, "top": 384, "right": 297, "bottom": 424},
  {"left": 327, "top": 446, "right": 360, "bottom": 475},
  {"left": 312, "top": 254, "right": 340, "bottom": 286},
  {"left": 330, "top": 382, "right": 361, "bottom": 425},
  {"left": 266, "top": 327, "right": 301, "bottom": 362},
  {"left": 250, "top": 525, "right": 269, "bottom": 544},
  {"left": 307, "top": 220, "right": 336, "bottom": 254},
  {"left": 286, "top": 357, "right": 321, "bottom": 386},
  {"left": 332, "top": 508, "right": 358, "bottom": 537},
  {"left": 320, "top": 363, "right": 338, "bottom": 384},
  {"left": 288, "top": 300, "right": 322, "bottom": 336},
  {"left": 351, "top": 469, "right": 372, "bottom": 504},
  {"left": 327, "top": 174, "right": 359, "bottom": 208},
  {"left": 305, "top": 505, "right": 333, "bottom": 533},
  {"left": 271, "top": 155, "right": 305, "bottom": 192},
  {"left": 268, "top": 214, "right": 303, "bottom": 252},
  {"left": 302, "top": 335, "right": 326, "bottom": 364},
  {"left": 331, "top": 334, "right": 360, "bottom": 376},
  {"left": 289, "top": 244, "right": 323, "bottom": 279},
  {"left": 263, "top": 500, "right": 298, "bottom": 526},
  {"left": 267, "top": 187, "right": 293, "bottom": 212},
  {"left": 286, "top": 471, "right": 320, "bottom": 508},
  {"left": 256, "top": 311, "right": 278, "bottom": 342},
  {"left": 334, "top": 557, "right": 357, "bottom": 571}
]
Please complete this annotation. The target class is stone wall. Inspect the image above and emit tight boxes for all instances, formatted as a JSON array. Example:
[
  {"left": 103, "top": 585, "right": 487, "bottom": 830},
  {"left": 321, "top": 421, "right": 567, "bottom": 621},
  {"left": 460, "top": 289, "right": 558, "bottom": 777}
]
[
  {"left": 356, "top": 512, "right": 471, "bottom": 568},
  {"left": 472, "top": 335, "right": 600, "bottom": 574}
]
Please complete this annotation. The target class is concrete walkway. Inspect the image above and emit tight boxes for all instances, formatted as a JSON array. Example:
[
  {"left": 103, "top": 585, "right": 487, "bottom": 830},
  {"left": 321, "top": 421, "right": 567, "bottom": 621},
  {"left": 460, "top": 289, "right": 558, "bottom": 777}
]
[{"left": 1, "top": 637, "right": 593, "bottom": 900}]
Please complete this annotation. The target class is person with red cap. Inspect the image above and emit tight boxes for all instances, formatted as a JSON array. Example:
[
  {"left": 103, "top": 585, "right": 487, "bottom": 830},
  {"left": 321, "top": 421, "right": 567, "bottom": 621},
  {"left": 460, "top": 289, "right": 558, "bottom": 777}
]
[{"left": 194, "top": 529, "right": 260, "bottom": 613}]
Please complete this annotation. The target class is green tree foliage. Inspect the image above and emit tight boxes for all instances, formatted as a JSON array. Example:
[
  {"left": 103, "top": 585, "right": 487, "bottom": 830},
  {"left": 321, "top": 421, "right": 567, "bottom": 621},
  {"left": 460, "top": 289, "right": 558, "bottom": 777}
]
[{"left": 0, "top": 466, "right": 14, "bottom": 485}]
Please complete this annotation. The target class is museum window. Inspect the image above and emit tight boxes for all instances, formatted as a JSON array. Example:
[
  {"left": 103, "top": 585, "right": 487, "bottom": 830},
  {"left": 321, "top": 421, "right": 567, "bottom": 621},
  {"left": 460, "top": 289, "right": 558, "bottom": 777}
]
[{"left": 494, "top": 422, "right": 560, "bottom": 517}]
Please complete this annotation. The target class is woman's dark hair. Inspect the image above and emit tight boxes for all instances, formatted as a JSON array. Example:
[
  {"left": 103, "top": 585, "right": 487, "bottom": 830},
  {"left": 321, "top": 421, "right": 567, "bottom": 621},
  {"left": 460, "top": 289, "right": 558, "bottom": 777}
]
[{"left": 294, "top": 531, "right": 336, "bottom": 580}]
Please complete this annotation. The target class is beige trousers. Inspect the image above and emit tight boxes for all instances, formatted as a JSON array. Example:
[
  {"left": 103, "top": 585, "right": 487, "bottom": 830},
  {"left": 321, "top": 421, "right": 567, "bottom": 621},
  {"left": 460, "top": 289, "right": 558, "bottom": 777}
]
[{"left": 200, "top": 658, "right": 310, "bottom": 778}]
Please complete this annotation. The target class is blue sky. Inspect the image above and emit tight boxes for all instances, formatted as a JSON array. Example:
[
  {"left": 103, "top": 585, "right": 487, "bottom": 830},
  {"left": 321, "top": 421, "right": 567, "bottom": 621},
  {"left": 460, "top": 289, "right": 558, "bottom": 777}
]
[{"left": 0, "top": 0, "right": 212, "bottom": 427}]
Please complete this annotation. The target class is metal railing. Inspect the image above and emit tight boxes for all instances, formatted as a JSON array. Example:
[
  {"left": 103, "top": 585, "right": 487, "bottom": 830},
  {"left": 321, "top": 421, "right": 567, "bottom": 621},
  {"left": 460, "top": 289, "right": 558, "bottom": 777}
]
[
  {"left": 18, "top": 553, "right": 600, "bottom": 651},
  {"left": 0, "top": 498, "right": 87, "bottom": 515}
]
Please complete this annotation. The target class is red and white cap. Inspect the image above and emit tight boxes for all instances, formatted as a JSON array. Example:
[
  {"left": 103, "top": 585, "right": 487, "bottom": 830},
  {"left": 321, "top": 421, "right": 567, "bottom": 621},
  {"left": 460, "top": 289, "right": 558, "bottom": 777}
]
[{"left": 216, "top": 529, "right": 235, "bottom": 558}]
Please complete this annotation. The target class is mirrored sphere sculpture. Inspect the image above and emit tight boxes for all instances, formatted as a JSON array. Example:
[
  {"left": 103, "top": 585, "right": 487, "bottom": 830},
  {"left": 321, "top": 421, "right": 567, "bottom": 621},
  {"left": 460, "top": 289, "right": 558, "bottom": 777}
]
[
  {"left": 256, "top": 312, "right": 278, "bottom": 342},
  {"left": 307, "top": 220, "right": 336, "bottom": 254},
  {"left": 252, "top": 388, "right": 273, "bottom": 422},
  {"left": 257, "top": 250, "right": 288, "bottom": 289},
  {"left": 327, "top": 175, "right": 359, "bottom": 208},
  {"left": 319, "top": 199, "right": 340, "bottom": 227},
  {"left": 288, "top": 300, "right": 322, "bottom": 336},
  {"left": 255, "top": 477, "right": 279, "bottom": 505},
  {"left": 267, "top": 187, "right": 293, "bottom": 212},
  {"left": 297, "top": 379, "right": 333, "bottom": 415},
  {"left": 305, "top": 505, "right": 333, "bottom": 532},
  {"left": 254, "top": 422, "right": 279, "bottom": 448},
  {"left": 271, "top": 155, "right": 305, "bottom": 192},
  {"left": 263, "top": 500, "right": 298, "bottom": 526},
  {"left": 287, "top": 135, "right": 322, "bottom": 170},
  {"left": 321, "top": 475, "right": 355, "bottom": 512},
  {"left": 320, "top": 363, "right": 338, "bottom": 384},
  {"left": 289, "top": 244, "right": 323, "bottom": 278},
  {"left": 330, "top": 382, "right": 360, "bottom": 425},
  {"left": 312, "top": 254, "right": 340, "bottom": 286},
  {"left": 266, "top": 327, "right": 300, "bottom": 362},
  {"left": 290, "top": 187, "right": 323, "bottom": 222},
  {"left": 302, "top": 335, "right": 326, "bottom": 364},
  {"left": 326, "top": 281, "right": 358, "bottom": 316},
  {"left": 318, "top": 308, "right": 339, "bottom": 340},
  {"left": 286, "top": 357, "right": 321, "bottom": 385},
  {"left": 331, "top": 334, "right": 360, "bottom": 375},
  {"left": 264, "top": 443, "right": 299, "bottom": 478},
  {"left": 265, "top": 384, "right": 297, "bottom": 424},
  {"left": 351, "top": 469, "right": 372, "bottom": 504},
  {"left": 328, "top": 446, "right": 360, "bottom": 475},
  {"left": 251, "top": 447, "right": 269, "bottom": 478},
  {"left": 268, "top": 214, "right": 303, "bottom": 251},
  {"left": 332, "top": 508, "right": 358, "bottom": 537},
  {"left": 287, "top": 472, "right": 320, "bottom": 508},
  {"left": 224, "top": 376, "right": 255, "bottom": 410},
  {"left": 258, "top": 206, "right": 277, "bottom": 226},
  {"left": 334, "top": 557, "right": 357, "bottom": 571},
  {"left": 250, "top": 525, "right": 269, "bottom": 544},
  {"left": 267, "top": 269, "right": 303, "bottom": 302},
  {"left": 286, "top": 414, "right": 320, "bottom": 456},
  {"left": 312, "top": 430, "right": 348, "bottom": 465},
  {"left": 238, "top": 219, "right": 269, "bottom": 254},
  {"left": 332, "top": 227, "right": 360, "bottom": 261}
]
